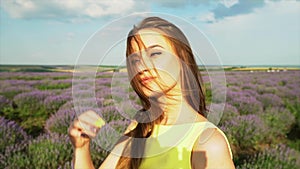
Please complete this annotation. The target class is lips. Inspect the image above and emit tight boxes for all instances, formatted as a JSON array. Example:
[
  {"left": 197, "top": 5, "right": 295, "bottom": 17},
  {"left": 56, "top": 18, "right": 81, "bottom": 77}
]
[{"left": 140, "top": 76, "right": 155, "bottom": 84}]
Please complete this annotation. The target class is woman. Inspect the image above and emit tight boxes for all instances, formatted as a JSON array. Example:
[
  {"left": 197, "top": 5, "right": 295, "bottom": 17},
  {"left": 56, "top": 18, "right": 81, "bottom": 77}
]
[{"left": 68, "top": 16, "right": 235, "bottom": 169}]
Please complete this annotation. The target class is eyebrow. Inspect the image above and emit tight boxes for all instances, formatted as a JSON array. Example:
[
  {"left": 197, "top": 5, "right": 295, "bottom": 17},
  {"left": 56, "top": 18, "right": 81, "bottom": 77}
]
[
  {"left": 146, "top": 44, "right": 164, "bottom": 50},
  {"left": 130, "top": 44, "right": 164, "bottom": 57}
]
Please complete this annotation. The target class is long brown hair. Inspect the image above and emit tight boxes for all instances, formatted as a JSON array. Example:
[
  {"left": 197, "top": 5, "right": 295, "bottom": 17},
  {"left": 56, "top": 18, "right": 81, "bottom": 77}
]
[{"left": 116, "top": 16, "right": 207, "bottom": 169}]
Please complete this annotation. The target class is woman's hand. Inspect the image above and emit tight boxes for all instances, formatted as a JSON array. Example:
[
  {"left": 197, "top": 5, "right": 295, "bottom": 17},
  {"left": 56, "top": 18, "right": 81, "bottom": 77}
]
[{"left": 68, "top": 110, "right": 105, "bottom": 149}]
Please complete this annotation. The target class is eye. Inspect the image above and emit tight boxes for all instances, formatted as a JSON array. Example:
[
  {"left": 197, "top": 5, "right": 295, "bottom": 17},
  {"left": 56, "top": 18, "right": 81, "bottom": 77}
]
[
  {"left": 131, "top": 59, "right": 140, "bottom": 65},
  {"left": 150, "top": 51, "right": 162, "bottom": 57}
]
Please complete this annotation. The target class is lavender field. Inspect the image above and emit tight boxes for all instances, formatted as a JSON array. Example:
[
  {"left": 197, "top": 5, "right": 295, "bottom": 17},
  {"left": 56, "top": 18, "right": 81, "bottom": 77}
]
[{"left": 0, "top": 70, "right": 299, "bottom": 168}]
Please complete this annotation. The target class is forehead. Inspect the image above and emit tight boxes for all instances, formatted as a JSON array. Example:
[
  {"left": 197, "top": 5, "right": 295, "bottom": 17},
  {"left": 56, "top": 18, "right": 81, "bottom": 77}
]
[{"left": 130, "top": 29, "right": 172, "bottom": 52}]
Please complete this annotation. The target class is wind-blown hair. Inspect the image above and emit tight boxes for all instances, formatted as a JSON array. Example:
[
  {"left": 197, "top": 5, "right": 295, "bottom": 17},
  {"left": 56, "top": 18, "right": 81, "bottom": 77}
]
[{"left": 116, "top": 16, "right": 207, "bottom": 169}]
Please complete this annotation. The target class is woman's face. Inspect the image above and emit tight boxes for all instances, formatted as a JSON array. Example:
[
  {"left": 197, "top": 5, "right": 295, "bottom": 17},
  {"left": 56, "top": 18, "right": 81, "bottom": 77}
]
[{"left": 128, "top": 29, "right": 181, "bottom": 97}]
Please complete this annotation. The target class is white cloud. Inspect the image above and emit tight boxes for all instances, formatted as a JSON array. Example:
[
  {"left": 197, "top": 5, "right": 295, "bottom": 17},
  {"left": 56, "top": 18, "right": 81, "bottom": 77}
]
[
  {"left": 1, "top": 0, "right": 136, "bottom": 19},
  {"left": 202, "top": 0, "right": 300, "bottom": 65},
  {"left": 199, "top": 12, "right": 216, "bottom": 23},
  {"left": 220, "top": 0, "right": 239, "bottom": 8},
  {"left": 200, "top": 0, "right": 296, "bottom": 23}
]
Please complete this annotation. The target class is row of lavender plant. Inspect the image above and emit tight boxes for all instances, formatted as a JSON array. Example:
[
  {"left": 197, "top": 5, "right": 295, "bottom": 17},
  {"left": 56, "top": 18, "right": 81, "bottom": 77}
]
[
  {"left": 217, "top": 71, "right": 300, "bottom": 167},
  {"left": 0, "top": 70, "right": 299, "bottom": 168}
]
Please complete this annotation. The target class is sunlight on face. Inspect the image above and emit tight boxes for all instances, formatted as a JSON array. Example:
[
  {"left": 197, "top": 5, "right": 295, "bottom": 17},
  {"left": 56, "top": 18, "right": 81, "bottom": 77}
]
[{"left": 129, "top": 29, "right": 181, "bottom": 97}]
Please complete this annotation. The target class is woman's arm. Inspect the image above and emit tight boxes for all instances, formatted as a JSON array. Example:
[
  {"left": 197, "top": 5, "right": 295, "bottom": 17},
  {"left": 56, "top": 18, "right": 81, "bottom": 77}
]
[
  {"left": 73, "top": 143, "right": 95, "bottom": 169},
  {"left": 191, "top": 128, "right": 235, "bottom": 169},
  {"left": 69, "top": 111, "right": 105, "bottom": 169},
  {"left": 69, "top": 110, "right": 137, "bottom": 169},
  {"left": 69, "top": 119, "right": 95, "bottom": 169}
]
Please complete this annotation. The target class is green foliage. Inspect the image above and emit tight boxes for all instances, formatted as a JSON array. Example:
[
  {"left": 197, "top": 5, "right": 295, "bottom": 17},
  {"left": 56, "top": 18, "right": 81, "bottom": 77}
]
[
  {"left": 0, "top": 90, "right": 23, "bottom": 100},
  {"left": 222, "top": 114, "right": 268, "bottom": 160},
  {"left": 219, "top": 104, "right": 239, "bottom": 125},
  {"left": 13, "top": 91, "right": 52, "bottom": 136},
  {"left": 288, "top": 139, "right": 300, "bottom": 152},
  {"left": 0, "top": 117, "right": 29, "bottom": 156},
  {"left": 18, "top": 68, "right": 53, "bottom": 72},
  {"left": 286, "top": 100, "right": 300, "bottom": 127},
  {"left": 2, "top": 151, "right": 31, "bottom": 168},
  {"left": 259, "top": 107, "right": 296, "bottom": 144},
  {"left": 1, "top": 106, "right": 19, "bottom": 120},
  {"left": 27, "top": 134, "right": 73, "bottom": 168},
  {"left": 0, "top": 70, "right": 299, "bottom": 168},
  {"left": 204, "top": 83, "right": 212, "bottom": 104},
  {"left": 21, "top": 117, "right": 46, "bottom": 137},
  {"left": 0, "top": 65, "right": 54, "bottom": 72},
  {"left": 45, "top": 109, "right": 75, "bottom": 135},
  {"left": 11, "top": 76, "right": 44, "bottom": 80},
  {"left": 52, "top": 76, "right": 70, "bottom": 80},
  {"left": 278, "top": 80, "right": 287, "bottom": 86},
  {"left": 90, "top": 142, "right": 109, "bottom": 168},
  {"left": 36, "top": 83, "right": 71, "bottom": 90}
]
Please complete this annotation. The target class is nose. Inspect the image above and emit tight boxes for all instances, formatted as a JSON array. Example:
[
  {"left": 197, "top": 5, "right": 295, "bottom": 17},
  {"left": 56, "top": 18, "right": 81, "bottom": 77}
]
[
  {"left": 137, "top": 61, "right": 151, "bottom": 75},
  {"left": 136, "top": 52, "right": 152, "bottom": 74},
  {"left": 136, "top": 63, "right": 147, "bottom": 74}
]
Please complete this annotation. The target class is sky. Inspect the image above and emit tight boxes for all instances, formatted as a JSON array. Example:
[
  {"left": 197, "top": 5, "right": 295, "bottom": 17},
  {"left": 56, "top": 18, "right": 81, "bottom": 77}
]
[{"left": 0, "top": 0, "right": 299, "bottom": 66}]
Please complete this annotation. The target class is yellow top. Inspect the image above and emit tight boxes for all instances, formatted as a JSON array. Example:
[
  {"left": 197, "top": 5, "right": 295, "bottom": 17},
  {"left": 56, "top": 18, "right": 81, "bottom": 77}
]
[{"left": 139, "top": 121, "right": 232, "bottom": 169}]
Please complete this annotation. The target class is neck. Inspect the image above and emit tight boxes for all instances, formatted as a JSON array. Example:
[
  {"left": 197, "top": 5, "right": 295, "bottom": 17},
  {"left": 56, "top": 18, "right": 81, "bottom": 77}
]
[{"left": 156, "top": 93, "right": 206, "bottom": 125}]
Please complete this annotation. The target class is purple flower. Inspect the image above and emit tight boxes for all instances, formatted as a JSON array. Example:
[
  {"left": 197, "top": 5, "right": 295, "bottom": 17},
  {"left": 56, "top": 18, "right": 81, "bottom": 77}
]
[
  {"left": 13, "top": 90, "right": 53, "bottom": 115},
  {"left": 260, "top": 107, "right": 295, "bottom": 143},
  {"left": 13, "top": 90, "right": 53, "bottom": 136},
  {"left": 45, "top": 108, "right": 76, "bottom": 135},
  {"left": 242, "top": 89, "right": 259, "bottom": 98},
  {"left": 44, "top": 94, "right": 72, "bottom": 114},
  {"left": 256, "top": 85, "right": 277, "bottom": 94},
  {"left": 93, "top": 122, "right": 124, "bottom": 151},
  {"left": 0, "top": 85, "right": 35, "bottom": 99},
  {"left": 241, "top": 83, "right": 258, "bottom": 90},
  {"left": 221, "top": 114, "right": 267, "bottom": 153},
  {"left": 219, "top": 103, "right": 240, "bottom": 125},
  {"left": 237, "top": 144, "right": 300, "bottom": 169},
  {"left": 108, "top": 120, "right": 131, "bottom": 134},
  {"left": 0, "top": 117, "right": 30, "bottom": 154},
  {"left": 228, "top": 85, "right": 242, "bottom": 92},
  {"left": 96, "top": 87, "right": 114, "bottom": 99},
  {"left": 257, "top": 93, "right": 284, "bottom": 109},
  {"left": 99, "top": 105, "right": 124, "bottom": 122},
  {"left": 0, "top": 95, "right": 11, "bottom": 112},
  {"left": 229, "top": 94, "right": 263, "bottom": 115},
  {"left": 26, "top": 133, "right": 73, "bottom": 168}
]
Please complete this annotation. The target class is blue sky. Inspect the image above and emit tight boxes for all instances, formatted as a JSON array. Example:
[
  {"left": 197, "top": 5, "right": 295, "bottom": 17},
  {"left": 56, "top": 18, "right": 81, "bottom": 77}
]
[{"left": 0, "top": 0, "right": 299, "bottom": 66}]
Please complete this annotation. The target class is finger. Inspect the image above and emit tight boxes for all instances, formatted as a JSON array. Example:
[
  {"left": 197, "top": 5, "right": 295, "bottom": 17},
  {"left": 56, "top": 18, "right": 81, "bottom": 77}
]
[
  {"left": 84, "top": 110, "right": 102, "bottom": 119},
  {"left": 78, "top": 112, "right": 106, "bottom": 128},
  {"left": 78, "top": 121, "right": 98, "bottom": 138},
  {"left": 78, "top": 110, "right": 104, "bottom": 124},
  {"left": 68, "top": 124, "right": 91, "bottom": 145},
  {"left": 72, "top": 119, "right": 84, "bottom": 130},
  {"left": 75, "top": 110, "right": 106, "bottom": 138},
  {"left": 68, "top": 125, "right": 81, "bottom": 138},
  {"left": 81, "top": 133, "right": 90, "bottom": 138},
  {"left": 70, "top": 120, "right": 93, "bottom": 138}
]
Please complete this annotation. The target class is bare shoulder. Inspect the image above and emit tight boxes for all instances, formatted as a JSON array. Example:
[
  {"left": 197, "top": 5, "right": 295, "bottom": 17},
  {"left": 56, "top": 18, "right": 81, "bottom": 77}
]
[{"left": 191, "top": 127, "right": 235, "bottom": 169}]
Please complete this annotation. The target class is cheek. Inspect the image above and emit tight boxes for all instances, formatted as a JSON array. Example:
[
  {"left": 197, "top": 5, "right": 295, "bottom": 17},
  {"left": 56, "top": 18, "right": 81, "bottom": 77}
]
[{"left": 155, "top": 56, "right": 181, "bottom": 82}]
